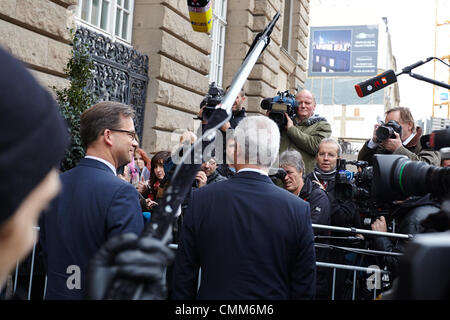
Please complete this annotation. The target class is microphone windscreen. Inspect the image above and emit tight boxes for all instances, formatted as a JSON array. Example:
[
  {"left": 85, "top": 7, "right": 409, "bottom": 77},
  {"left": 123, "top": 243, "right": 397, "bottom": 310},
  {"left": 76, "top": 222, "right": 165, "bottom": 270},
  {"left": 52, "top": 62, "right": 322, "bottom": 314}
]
[{"left": 354, "top": 69, "right": 397, "bottom": 98}]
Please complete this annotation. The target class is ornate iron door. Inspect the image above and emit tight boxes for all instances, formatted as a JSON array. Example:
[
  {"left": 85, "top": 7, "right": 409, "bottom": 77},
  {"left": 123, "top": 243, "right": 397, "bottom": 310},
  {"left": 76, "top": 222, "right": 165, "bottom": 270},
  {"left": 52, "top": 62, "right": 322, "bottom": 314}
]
[{"left": 74, "top": 26, "right": 149, "bottom": 145}]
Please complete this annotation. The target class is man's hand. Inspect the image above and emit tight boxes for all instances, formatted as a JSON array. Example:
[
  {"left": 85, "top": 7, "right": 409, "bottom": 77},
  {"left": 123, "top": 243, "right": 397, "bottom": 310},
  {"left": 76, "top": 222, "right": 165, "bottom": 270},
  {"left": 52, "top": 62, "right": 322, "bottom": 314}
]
[
  {"left": 220, "top": 121, "right": 231, "bottom": 132},
  {"left": 285, "top": 113, "right": 293, "bottom": 129},
  {"left": 381, "top": 132, "right": 402, "bottom": 152},
  {"left": 195, "top": 170, "right": 207, "bottom": 188},
  {"left": 87, "top": 233, "right": 174, "bottom": 300},
  {"left": 371, "top": 216, "right": 387, "bottom": 232},
  {"left": 372, "top": 123, "right": 381, "bottom": 143}
]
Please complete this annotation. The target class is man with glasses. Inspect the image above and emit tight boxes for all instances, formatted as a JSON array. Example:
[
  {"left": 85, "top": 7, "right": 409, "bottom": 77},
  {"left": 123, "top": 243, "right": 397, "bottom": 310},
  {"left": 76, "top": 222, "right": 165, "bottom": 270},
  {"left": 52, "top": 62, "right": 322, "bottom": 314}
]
[{"left": 40, "top": 101, "right": 145, "bottom": 299}]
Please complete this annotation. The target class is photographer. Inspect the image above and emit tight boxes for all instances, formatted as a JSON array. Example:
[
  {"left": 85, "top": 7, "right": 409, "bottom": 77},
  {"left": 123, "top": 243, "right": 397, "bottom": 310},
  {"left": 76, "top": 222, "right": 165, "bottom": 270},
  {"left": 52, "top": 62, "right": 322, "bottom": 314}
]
[
  {"left": 197, "top": 84, "right": 246, "bottom": 164},
  {"left": 306, "top": 138, "right": 362, "bottom": 300},
  {"left": 279, "top": 90, "right": 332, "bottom": 174},
  {"left": 307, "top": 138, "right": 361, "bottom": 229},
  {"left": 358, "top": 107, "right": 440, "bottom": 166},
  {"left": 370, "top": 194, "right": 440, "bottom": 280},
  {"left": 197, "top": 85, "right": 246, "bottom": 131},
  {"left": 279, "top": 150, "right": 331, "bottom": 299}
]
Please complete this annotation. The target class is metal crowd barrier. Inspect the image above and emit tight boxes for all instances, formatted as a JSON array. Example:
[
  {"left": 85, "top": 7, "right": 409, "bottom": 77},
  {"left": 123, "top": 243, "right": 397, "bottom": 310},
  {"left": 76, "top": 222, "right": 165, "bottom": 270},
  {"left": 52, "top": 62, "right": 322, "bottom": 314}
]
[
  {"left": 312, "top": 223, "right": 409, "bottom": 300},
  {"left": 2, "top": 224, "right": 408, "bottom": 300},
  {"left": 0, "top": 227, "right": 45, "bottom": 300}
]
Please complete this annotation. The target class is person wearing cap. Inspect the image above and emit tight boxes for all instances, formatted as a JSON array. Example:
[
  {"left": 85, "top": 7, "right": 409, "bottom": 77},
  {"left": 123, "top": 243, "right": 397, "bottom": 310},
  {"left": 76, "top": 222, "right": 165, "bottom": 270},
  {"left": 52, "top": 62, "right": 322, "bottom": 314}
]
[
  {"left": 0, "top": 47, "right": 69, "bottom": 288},
  {"left": 39, "top": 101, "right": 146, "bottom": 300}
]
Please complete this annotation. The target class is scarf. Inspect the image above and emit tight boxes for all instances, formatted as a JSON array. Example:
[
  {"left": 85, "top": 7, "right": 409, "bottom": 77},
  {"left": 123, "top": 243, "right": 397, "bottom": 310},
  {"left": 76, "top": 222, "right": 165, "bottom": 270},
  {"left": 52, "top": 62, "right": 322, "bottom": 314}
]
[
  {"left": 311, "top": 165, "right": 336, "bottom": 190},
  {"left": 312, "top": 164, "right": 336, "bottom": 181}
]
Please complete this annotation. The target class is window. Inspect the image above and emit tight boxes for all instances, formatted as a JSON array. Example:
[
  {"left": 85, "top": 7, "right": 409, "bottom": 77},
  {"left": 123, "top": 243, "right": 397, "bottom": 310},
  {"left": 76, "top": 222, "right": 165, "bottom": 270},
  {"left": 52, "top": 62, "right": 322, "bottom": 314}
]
[
  {"left": 209, "top": 0, "right": 228, "bottom": 88},
  {"left": 76, "top": 0, "right": 134, "bottom": 44},
  {"left": 282, "top": 0, "right": 293, "bottom": 53}
]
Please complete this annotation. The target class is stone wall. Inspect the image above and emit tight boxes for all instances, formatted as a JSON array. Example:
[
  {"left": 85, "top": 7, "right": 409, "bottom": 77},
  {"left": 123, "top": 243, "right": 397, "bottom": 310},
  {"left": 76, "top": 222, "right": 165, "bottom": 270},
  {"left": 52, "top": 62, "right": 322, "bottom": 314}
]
[
  {"left": 224, "top": 0, "right": 310, "bottom": 116},
  {"left": 0, "top": 0, "right": 77, "bottom": 90},
  {"left": 133, "top": 0, "right": 211, "bottom": 154},
  {"left": 133, "top": 0, "right": 310, "bottom": 154}
]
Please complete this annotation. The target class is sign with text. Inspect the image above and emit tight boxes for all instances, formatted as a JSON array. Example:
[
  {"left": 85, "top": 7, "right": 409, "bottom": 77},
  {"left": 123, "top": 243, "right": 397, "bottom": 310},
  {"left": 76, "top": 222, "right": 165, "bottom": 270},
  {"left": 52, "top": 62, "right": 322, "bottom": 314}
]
[{"left": 308, "top": 25, "right": 379, "bottom": 77}]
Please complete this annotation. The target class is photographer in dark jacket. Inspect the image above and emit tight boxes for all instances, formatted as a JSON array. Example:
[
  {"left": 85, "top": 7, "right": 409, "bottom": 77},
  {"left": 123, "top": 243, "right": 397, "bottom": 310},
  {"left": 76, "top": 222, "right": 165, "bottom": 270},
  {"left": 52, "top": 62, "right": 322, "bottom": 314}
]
[
  {"left": 370, "top": 194, "right": 440, "bottom": 280},
  {"left": 307, "top": 138, "right": 361, "bottom": 228},
  {"left": 306, "top": 138, "right": 362, "bottom": 299},
  {"left": 279, "top": 150, "right": 331, "bottom": 299}
]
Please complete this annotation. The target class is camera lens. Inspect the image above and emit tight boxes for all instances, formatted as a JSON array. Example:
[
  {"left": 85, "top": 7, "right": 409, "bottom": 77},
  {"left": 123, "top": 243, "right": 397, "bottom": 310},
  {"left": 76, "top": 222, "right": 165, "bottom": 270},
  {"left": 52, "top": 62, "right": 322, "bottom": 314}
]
[{"left": 376, "top": 125, "right": 394, "bottom": 141}]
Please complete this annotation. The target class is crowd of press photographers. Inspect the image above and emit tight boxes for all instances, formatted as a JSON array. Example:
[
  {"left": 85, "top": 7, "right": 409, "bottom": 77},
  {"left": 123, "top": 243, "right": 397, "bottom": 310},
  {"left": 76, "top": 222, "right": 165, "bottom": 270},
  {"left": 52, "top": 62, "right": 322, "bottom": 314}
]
[{"left": 1, "top": 44, "right": 449, "bottom": 300}]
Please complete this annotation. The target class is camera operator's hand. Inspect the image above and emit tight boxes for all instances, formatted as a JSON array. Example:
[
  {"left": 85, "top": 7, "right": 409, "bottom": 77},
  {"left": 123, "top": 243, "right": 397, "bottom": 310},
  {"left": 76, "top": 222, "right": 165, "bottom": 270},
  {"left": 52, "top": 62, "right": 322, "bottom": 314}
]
[
  {"left": 370, "top": 123, "right": 381, "bottom": 144},
  {"left": 285, "top": 113, "right": 293, "bottom": 129},
  {"left": 220, "top": 121, "right": 231, "bottom": 132},
  {"left": 86, "top": 233, "right": 174, "bottom": 300},
  {"left": 371, "top": 216, "right": 387, "bottom": 232},
  {"left": 195, "top": 170, "right": 208, "bottom": 188},
  {"left": 381, "top": 132, "right": 402, "bottom": 152}
]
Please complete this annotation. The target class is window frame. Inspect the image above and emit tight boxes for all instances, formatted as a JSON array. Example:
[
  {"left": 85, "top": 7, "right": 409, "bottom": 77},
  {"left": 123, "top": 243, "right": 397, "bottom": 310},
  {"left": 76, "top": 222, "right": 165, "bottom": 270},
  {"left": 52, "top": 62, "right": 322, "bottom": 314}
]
[
  {"left": 75, "top": 0, "right": 135, "bottom": 46},
  {"left": 282, "top": 0, "right": 293, "bottom": 54},
  {"left": 208, "top": 0, "right": 228, "bottom": 88}
]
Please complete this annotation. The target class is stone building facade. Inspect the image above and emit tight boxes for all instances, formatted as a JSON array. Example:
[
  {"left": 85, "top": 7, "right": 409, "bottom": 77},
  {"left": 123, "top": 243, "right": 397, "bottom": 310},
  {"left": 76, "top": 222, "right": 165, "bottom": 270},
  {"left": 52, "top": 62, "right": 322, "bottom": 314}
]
[
  {"left": 0, "top": 0, "right": 311, "bottom": 155},
  {"left": 0, "top": 0, "right": 76, "bottom": 90}
]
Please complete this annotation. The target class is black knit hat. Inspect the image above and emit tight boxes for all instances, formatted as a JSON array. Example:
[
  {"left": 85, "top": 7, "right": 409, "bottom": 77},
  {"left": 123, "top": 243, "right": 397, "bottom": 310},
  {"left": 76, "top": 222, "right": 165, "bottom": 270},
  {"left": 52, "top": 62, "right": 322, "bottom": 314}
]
[{"left": 0, "top": 47, "right": 70, "bottom": 226}]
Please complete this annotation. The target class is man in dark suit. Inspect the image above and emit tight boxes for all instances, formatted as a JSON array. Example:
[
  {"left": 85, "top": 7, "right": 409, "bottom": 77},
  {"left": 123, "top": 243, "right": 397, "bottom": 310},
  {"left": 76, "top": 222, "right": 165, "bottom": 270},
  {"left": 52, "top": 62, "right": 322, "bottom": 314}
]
[
  {"left": 40, "top": 101, "right": 145, "bottom": 299},
  {"left": 172, "top": 116, "right": 316, "bottom": 300}
]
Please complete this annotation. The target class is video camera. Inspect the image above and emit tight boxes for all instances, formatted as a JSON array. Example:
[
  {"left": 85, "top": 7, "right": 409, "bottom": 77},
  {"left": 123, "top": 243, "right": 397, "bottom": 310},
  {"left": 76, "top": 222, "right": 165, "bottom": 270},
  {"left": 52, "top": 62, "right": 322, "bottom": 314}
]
[
  {"left": 335, "top": 159, "right": 372, "bottom": 201},
  {"left": 376, "top": 120, "right": 402, "bottom": 142},
  {"left": 260, "top": 90, "right": 298, "bottom": 129},
  {"left": 335, "top": 158, "right": 393, "bottom": 227},
  {"left": 199, "top": 82, "right": 225, "bottom": 121}
]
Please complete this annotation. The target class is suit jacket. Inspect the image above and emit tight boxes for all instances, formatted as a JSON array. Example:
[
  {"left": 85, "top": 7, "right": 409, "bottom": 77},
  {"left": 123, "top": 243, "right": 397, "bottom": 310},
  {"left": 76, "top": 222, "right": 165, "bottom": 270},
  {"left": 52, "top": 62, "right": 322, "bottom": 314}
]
[
  {"left": 39, "top": 158, "right": 144, "bottom": 300},
  {"left": 172, "top": 171, "right": 316, "bottom": 300}
]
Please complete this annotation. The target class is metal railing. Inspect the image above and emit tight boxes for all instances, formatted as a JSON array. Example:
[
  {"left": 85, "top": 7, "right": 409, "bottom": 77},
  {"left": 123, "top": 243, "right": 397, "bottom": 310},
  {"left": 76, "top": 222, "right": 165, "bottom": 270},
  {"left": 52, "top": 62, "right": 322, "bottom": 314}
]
[{"left": 2, "top": 224, "right": 406, "bottom": 300}]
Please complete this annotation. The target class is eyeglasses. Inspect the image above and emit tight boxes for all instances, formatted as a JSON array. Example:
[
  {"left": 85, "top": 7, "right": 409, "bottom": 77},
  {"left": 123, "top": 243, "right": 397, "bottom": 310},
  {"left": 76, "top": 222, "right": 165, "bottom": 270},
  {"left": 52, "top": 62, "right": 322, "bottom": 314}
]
[{"left": 109, "top": 129, "right": 137, "bottom": 141}]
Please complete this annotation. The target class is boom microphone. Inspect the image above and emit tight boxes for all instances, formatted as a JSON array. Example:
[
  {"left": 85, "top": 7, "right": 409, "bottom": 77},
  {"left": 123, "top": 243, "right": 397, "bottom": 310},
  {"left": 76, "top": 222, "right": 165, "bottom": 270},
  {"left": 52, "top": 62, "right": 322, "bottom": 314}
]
[
  {"left": 354, "top": 69, "right": 397, "bottom": 98},
  {"left": 400, "top": 57, "right": 433, "bottom": 74}
]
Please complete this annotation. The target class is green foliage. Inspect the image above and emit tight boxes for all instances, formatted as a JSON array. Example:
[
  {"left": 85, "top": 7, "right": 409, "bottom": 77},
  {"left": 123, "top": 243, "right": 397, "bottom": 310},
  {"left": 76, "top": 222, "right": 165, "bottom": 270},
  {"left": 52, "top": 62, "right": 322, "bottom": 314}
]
[{"left": 53, "top": 37, "right": 97, "bottom": 172}]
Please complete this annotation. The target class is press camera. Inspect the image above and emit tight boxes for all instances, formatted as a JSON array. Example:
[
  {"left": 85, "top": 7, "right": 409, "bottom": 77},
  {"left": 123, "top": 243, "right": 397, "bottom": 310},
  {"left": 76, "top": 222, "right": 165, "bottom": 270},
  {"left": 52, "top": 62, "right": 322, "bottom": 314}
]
[
  {"left": 375, "top": 120, "right": 402, "bottom": 142},
  {"left": 199, "top": 82, "right": 225, "bottom": 121},
  {"left": 260, "top": 90, "right": 298, "bottom": 129}
]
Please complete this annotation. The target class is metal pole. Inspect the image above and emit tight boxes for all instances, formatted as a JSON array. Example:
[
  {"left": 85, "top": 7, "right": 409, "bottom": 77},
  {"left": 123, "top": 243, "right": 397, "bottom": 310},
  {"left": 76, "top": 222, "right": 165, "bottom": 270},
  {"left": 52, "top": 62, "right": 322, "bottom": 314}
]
[
  {"left": 43, "top": 275, "right": 47, "bottom": 300},
  {"left": 27, "top": 240, "right": 37, "bottom": 300},
  {"left": 314, "top": 243, "right": 404, "bottom": 256},
  {"left": 312, "top": 224, "right": 412, "bottom": 240},
  {"left": 433, "top": 0, "right": 438, "bottom": 117},
  {"left": 13, "top": 261, "right": 19, "bottom": 295},
  {"left": 352, "top": 270, "right": 357, "bottom": 300},
  {"left": 316, "top": 262, "right": 390, "bottom": 274},
  {"left": 331, "top": 268, "right": 336, "bottom": 300}
]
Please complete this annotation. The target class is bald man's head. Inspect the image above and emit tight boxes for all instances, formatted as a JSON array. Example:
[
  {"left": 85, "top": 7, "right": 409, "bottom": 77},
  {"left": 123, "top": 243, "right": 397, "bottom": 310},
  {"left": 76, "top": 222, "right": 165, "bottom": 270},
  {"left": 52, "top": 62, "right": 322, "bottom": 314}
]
[{"left": 295, "top": 89, "right": 316, "bottom": 121}]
